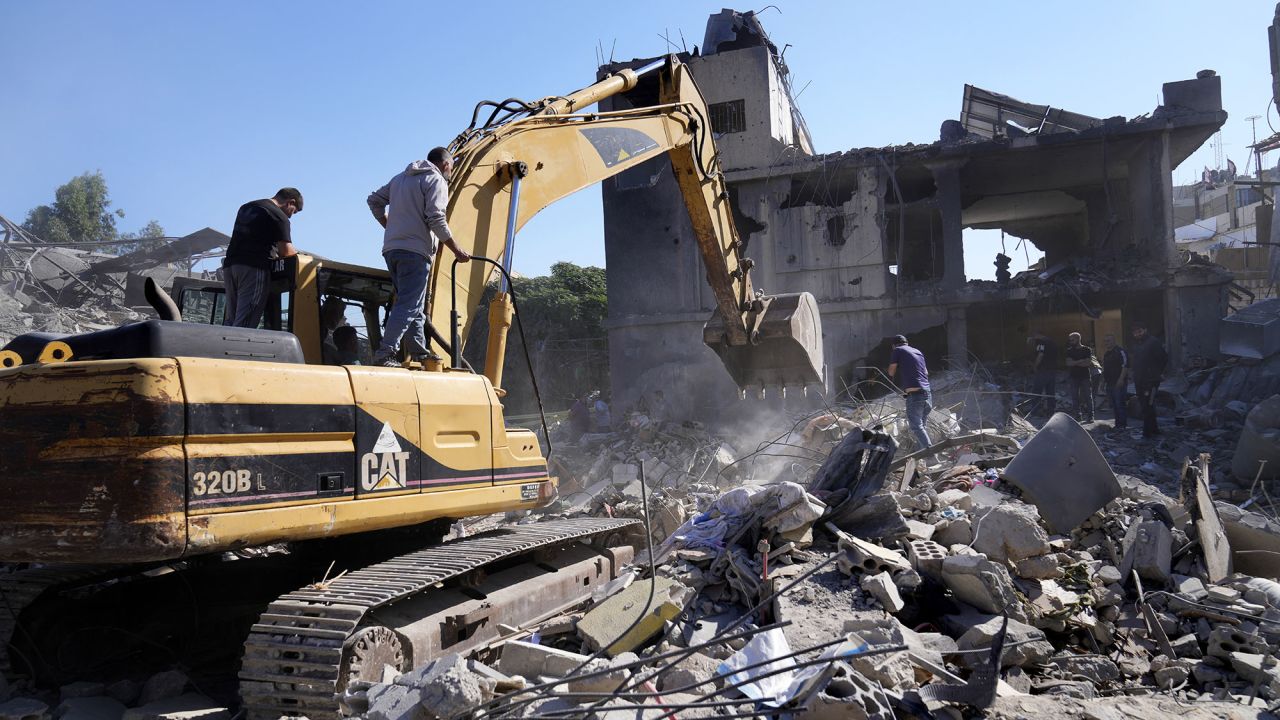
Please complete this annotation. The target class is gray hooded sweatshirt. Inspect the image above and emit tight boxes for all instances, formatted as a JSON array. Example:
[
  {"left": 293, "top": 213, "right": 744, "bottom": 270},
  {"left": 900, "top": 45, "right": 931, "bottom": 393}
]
[{"left": 367, "top": 160, "right": 455, "bottom": 260}]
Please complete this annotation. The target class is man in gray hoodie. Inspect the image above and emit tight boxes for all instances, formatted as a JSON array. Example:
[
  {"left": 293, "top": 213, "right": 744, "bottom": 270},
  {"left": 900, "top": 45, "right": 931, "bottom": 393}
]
[{"left": 367, "top": 147, "right": 470, "bottom": 366}]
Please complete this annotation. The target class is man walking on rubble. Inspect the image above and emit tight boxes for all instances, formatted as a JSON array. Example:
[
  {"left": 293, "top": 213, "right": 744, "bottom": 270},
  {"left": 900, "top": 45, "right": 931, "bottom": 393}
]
[
  {"left": 1130, "top": 320, "right": 1167, "bottom": 438},
  {"left": 1064, "top": 332, "right": 1095, "bottom": 423},
  {"left": 887, "top": 334, "right": 932, "bottom": 451},
  {"left": 223, "top": 188, "right": 302, "bottom": 328},
  {"left": 1028, "top": 331, "right": 1058, "bottom": 417},
  {"left": 367, "top": 147, "right": 471, "bottom": 367},
  {"left": 1102, "top": 333, "right": 1129, "bottom": 431}
]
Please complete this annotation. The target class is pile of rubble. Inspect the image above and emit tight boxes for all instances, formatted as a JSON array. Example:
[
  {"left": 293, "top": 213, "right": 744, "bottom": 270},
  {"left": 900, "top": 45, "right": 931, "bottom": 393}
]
[
  {"left": 350, "top": 408, "right": 1280, "bottom": 719},
  {"left": 0, "top": 669, "right": 234, "bottom": 720},
  {"left": 0, "top": 216, "right": 226, "bottom": 345}
]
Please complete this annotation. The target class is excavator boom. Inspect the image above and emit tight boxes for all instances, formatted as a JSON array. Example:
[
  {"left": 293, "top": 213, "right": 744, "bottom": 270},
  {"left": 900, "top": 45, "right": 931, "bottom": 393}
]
[{"left": 431, "top": 56, "right": 824, "bottom": 392}]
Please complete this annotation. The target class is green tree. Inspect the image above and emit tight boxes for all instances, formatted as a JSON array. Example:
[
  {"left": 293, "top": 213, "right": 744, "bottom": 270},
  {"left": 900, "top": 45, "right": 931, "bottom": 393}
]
[
  {"left": 117, "top": 219, "right": 168, "bottom": 255},
  {"left": 22, "top": 171, "right": 124, "bottom": 245},
  {"left": 466, "top": 262, "right": 609, "bottom": 414}
]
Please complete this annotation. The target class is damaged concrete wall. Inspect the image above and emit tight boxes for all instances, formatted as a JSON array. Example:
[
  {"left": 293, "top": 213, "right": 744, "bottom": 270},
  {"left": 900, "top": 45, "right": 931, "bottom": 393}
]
[{"left": 601, "top": 11, "right": 1232, "bottom": 418}]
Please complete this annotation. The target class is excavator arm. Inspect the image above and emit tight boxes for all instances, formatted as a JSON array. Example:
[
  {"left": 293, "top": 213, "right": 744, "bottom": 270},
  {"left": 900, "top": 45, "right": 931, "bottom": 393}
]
[{"left": 427, "top": 56, "right": 824, "bottom": 393}]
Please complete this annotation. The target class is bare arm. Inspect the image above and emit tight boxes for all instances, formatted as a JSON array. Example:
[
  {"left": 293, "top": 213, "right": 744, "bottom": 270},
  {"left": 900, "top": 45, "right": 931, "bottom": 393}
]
[
  {"left": 275, "top": 240, "right": 297, "bottom": 259},
  {"left": 887, "top": 362, "right": 898, "bottom": 381}
]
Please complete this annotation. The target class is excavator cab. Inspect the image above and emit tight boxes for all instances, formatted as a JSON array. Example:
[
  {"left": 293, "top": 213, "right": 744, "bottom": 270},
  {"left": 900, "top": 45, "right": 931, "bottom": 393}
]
[{"left": 170, "top": 254, "right": 397, "bottom": 367}]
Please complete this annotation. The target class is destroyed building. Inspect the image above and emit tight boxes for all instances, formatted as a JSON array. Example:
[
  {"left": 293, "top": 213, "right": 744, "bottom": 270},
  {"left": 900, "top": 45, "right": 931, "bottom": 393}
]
[{"left": 601, "top": 9, "right": 1232, "bottom": 417}]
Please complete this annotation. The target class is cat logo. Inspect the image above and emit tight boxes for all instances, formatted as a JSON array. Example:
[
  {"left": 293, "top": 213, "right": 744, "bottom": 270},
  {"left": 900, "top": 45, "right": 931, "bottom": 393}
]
[{"left": 361, "top": 422, "right": 411, "bottom": 491}]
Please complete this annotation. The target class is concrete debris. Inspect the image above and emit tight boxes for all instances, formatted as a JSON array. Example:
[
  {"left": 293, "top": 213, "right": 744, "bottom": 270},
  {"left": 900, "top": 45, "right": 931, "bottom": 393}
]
[
  {"left": 0, "top": 217, "right": 226, "bottom": 348},
  {"left": 970, "top": 503, "right": 1051, "bottom": 563},
  {"left": 0, "top": 698, "right": 48, "bottom": 720}
]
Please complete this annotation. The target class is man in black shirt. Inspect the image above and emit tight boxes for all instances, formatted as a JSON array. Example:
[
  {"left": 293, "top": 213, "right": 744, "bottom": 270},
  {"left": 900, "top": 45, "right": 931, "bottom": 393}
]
[
  {"left": 1063, "top": 332, "right": 1095, "bottom": 422},
  {"left": 223, "top": 188, "right": 302, "bottom": 328},
  {"left": 1130, "top": 321, "right": 1168, "bottom": 438},
  {"left": 1101, "top": 333, "right": 1129, "bottom": 430},
  {"left": 1028, "top": 332, "right": 1057, "bottom": 416}
]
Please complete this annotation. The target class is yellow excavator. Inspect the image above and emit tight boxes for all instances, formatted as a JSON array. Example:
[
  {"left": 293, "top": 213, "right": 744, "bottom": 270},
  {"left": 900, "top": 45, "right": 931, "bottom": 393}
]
[{"left": 0, "top": 56, "right": 823, "bottom": 718}]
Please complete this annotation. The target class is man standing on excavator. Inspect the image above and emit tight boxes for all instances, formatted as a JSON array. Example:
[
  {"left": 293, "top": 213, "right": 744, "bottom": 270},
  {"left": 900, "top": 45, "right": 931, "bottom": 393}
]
[
  {"left": 367, "top": 147, "right": 470, "bottom": 367},
  {"left": 223, "top": 188, "right": 302, "bottom": 328}
]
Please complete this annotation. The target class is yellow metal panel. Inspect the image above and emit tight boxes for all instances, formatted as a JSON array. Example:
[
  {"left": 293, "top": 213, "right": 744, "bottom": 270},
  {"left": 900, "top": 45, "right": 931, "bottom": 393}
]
[
  {"left": 293, "top": 254, "right": 323, "bottom": 364},
  {"left": 186, "top": 481, "right": 550, "bottom": 553},
  {"left": 178, "top": 357, "right": 354, "bottom": 406},
  {"left": 412, "top": 371, "right": 493, "bottom": 489},
  {"left": 348, "top": 367, "right": 424, "bottom": 495}
]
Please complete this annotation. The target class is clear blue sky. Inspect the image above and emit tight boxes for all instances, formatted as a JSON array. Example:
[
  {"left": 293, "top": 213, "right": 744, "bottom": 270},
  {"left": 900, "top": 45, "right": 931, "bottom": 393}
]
[{"left": 1, "top": 1, "right": 1273, "bottom": 281}]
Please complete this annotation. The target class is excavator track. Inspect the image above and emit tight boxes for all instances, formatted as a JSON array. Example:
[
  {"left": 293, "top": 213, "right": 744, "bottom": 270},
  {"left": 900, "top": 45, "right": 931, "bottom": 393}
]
[
  {"left": 239, "top": 517, "right": 640, "bottom": 720},
  {"left": 0, "top": 565, "right": 125, "bottom": 678}
]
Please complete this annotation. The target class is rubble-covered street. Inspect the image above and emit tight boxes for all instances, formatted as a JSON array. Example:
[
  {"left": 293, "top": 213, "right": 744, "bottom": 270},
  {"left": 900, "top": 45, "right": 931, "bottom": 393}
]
[{"left": 318, "top": 369, "right": 1280, "bottom": 720}]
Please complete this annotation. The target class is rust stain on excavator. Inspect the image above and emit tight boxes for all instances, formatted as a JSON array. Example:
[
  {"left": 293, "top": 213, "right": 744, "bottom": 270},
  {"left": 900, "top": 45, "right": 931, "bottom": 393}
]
[{"left": 0, "top": 360, "right": 187, "bottom": 563}]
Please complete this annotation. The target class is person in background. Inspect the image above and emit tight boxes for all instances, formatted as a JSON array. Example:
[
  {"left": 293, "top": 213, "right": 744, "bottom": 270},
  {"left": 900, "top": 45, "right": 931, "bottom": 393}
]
[
  {"left": 1063, "top": 331, "right": 1095, "bottom": 423},
  {"left": 887, "top": 334, "right": 932, "bottom": 451},
  {"left": 1130, "top": 321, "right": 1167, "bottom": 438},
  {"left": 1102, "top": 333, "right": 1129, "bottom": 431},
  {"left": 568, "top": 394, "right": 591, "bottom": 437},
  {"left": 591, "top": 392, "right": 612, "bottom": 433},
  {"left": 331, "top": 326, "right": 362, "bottom": 365},
  {"left": 1028, "top": 332, "right": 1058, "bottom": 417}
]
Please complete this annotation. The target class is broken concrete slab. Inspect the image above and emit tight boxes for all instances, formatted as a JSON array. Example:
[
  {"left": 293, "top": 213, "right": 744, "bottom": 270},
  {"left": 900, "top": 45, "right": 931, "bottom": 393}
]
[
  {"left": 1122, "top": 519, "right": 1172, "bottom": 585},
  {"left": 1215, "top": 502, "right": 1280, "bottom": 581},
  {"left": 394, "top": 654, "right": 496, "bottom": 719},
  {"left": 860, "top": 571, "right": 905, "bottom": 613},
  {"left": 58, "top": 682, "right": 106, "bottom": 702},
  {"left": 54, "top": 696, "right": 126, "bottom": 720},
  {"left": 941, "top": 555, "right": 1026, "bottom": 620},
  {"left": 0, "top": 698, "right": 48, "bottom": 720},
  {"left": 567, "top": 654, "right": 637, "bottom": 695},
  {"left": 1188, "top": 456, "right": 1231, "bottom": 583},
  {"left": 577, "top": 577, "right": 689, "bottom": 656},
  {"left": 498, "top": 640, "right": 590, "bottom": 679},
  {"left": 1001, "top": 413, "right": 1121, "bottom": 534},
  {"left": 120, "top": 694, "right": 229, "bottom": 720},
  {"left": 136, "top": 670, "right": 189, "bottom": 707},
  {"left": 971, "top": 503, "right": 1050, "bottom": 563},
  {"left": 954, "top": 615, "right": 1052, "bottom": 669}
]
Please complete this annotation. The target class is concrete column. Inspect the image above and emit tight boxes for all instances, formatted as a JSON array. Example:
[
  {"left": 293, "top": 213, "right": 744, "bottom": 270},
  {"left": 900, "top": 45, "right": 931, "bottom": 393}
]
[
  {"left": 1127, "top": 132, "right": 1176, "bottom": 270},
  {"left": 946, "top": 306, "right": 968, "bottom": 371},
  {"left": 927, "top": 159, "right": 968, "bottom": 290}
]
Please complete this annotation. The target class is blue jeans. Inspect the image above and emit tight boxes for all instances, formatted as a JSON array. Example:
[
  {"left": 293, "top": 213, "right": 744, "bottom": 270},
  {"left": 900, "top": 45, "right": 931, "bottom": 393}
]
[
  {"left": 1108, "top": 381, "right": 1128, "bottom": 428},
  {"left": 905, "top": 390, "right": 933, "bottom": 451},
  {"left": 378, "top": 250, "right": 432, "bottom": 359}
]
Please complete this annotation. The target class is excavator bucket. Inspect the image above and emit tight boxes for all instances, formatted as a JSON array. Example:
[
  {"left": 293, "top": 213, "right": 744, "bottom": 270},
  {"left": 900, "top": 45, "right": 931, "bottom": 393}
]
[{"left": 703, "top": 291, "right": 825, "bottom": 392}]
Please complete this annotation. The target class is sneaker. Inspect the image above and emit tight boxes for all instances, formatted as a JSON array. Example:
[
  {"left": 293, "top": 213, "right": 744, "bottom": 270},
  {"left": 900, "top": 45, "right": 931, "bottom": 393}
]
[
  {"left": 372, "top": 354, "right": 401, "bottom": 368},
  {"left": 410, "top": 351, "right": 443, "bottom": 364}
]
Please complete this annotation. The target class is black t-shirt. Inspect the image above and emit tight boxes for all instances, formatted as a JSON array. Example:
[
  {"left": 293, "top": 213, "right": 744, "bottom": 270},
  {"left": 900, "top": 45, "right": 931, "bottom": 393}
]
[
  {"left": 1033, "top": 338, "right": 1058, "bottom": 372},
  {"left": 1065, "top": 344, "right": 1093, "bottom": 380},
  {"left": 225, "top": 200, "right": 290, "bottom": 270},
  {"left": 1103, "top": 346, "right": 1128, "bottom": 383}
]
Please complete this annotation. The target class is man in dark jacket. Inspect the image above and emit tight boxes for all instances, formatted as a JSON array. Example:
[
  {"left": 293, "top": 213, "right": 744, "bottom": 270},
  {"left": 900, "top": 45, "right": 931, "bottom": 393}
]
[
  {"left": 223, "top": 188, "right": 302, "bottom": 328},
  {"left": 1130, "top": 321, "right": 1167, "bottom": 438},
  {"left": 1101, "top": 333, "right": 1129, "bottom": 430}
]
